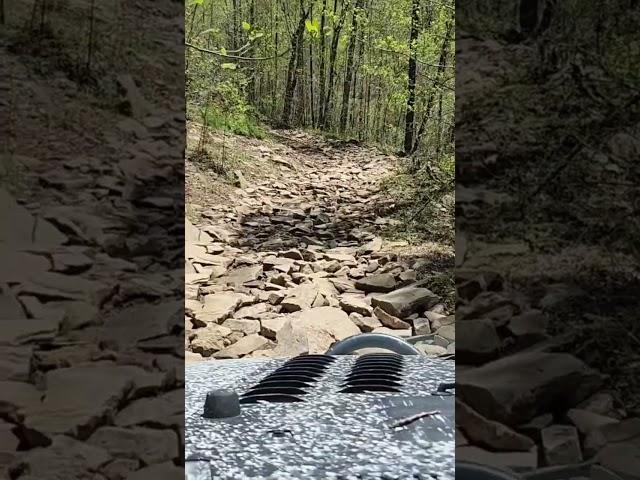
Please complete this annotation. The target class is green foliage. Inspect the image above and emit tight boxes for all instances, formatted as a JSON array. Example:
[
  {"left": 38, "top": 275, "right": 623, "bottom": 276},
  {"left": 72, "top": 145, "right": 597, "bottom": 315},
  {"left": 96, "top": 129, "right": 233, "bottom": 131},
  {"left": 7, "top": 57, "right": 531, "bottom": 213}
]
[
  {"left": 186, "top": 0, "right": 454, "bottom": 151},
  {"left": 305, "top": 19, "right": 320, "bottom": 38},
  {"left": 202, "top": 105, "right": 265, "bottom": 138}
]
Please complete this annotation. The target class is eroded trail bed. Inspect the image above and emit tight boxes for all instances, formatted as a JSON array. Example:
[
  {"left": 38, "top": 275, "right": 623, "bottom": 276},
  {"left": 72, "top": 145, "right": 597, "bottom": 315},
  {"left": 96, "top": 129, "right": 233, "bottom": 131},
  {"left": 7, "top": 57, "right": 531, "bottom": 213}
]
[{"left": 185, "top": 129, "right": 455, "bottom": 361}]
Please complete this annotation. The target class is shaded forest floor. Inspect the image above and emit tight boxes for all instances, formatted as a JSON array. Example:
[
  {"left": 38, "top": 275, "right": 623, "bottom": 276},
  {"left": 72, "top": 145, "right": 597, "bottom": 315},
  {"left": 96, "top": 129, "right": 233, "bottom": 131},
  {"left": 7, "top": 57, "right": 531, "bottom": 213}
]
[{"left": 186, "top": 123, "right": 455, "bottom": 298}]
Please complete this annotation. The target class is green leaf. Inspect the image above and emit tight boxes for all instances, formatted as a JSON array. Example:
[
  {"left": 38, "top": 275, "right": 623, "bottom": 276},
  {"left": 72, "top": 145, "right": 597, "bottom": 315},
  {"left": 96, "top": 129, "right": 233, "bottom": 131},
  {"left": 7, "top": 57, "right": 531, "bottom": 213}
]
[
  {"left": 305, "top": 19, "right": 320, "bottom": 37},
  {"left": 220, "top": 47, "right": 227, "bottom": 55},
  {"left": 220, "top": 63, "right": 237, "bottom": 70},
  {"left": 242, "top": 21, "right": 251, "bottom": 31},
  {"left": 192, "top": 0, "right": 204, "bottom": 5}
]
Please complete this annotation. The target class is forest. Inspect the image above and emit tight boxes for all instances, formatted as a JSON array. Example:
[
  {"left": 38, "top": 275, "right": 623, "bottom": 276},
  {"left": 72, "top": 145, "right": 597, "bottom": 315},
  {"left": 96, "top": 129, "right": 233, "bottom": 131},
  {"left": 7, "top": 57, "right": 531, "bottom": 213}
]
[{"left": 186, "top": 0, "right": 454, "bottom": 174}]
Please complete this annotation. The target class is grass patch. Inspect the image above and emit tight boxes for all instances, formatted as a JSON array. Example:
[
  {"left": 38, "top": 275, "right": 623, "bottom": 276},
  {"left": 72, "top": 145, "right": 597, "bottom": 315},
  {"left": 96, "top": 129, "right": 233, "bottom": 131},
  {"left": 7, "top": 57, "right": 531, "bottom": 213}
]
[
  {"left": 200, "top": 105, "right": 265, "bottom": 139},
  {"left": 380, "top": 158, "right": 454, "bottom": 246}
]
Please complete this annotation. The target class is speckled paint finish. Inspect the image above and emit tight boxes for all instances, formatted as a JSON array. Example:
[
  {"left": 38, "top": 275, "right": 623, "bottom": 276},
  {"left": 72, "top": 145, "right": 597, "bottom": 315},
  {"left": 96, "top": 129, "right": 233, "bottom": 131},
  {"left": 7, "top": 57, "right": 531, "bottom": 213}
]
[{"left": 186, "top": 355, "right": 455, "bottom": 480}]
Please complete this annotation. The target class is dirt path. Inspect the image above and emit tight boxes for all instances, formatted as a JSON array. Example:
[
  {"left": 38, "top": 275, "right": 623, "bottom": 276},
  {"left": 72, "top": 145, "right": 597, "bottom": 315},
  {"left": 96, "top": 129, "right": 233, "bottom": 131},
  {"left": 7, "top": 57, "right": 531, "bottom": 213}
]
[{"left": 185, "top": 128, "right": 455, "bottom": 361}]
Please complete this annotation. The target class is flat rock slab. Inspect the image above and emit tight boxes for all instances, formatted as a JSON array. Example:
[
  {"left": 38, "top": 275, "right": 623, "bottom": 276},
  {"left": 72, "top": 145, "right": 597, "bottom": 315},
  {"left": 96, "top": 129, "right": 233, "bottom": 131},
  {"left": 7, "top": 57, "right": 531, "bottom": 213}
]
[
  {"left": 115, "top": 389, "right": 184, "bottom": 427},
  {"left": 0, "top": 188, "right": 67, "bottom": 246},
  {"left": 354, "top": 274, "right": 397, "bottom": 293},
  {"left": 370, "top": 286, "right": 440, "bottom": 318},
  {"left": 457, "top": 352, "right": 604, "bottom": 425},
  {"left": 11, "top": 434, "right": 110, "bottom": 479},
  {"left": 373, "top": 306, "right": 411, "bottom": 330},
  {"left": 457, "top": 399, "right": 535, "bottom": 451},
  {"left": 24, "top": 364, "right": 165, "bottom": 439},
  {"left": 456, "top": 446, "right": 538, "bottom": 470},
  {"left": 212, "top": 333, "right": 271, "bottom": 359},
  {"left": 1, "top": 319, "right": 60, "bottom": 346},
  {"left": 88, "top": 426, "right": 178, "bottom": 464},
  {"left": 0, "top": 346, "right": 33, "bottom": 381}
]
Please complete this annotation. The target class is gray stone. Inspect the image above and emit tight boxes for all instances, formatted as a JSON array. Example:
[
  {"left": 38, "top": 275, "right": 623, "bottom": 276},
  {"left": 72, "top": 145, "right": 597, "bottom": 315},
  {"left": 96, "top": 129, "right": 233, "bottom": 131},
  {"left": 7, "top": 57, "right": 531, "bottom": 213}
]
[
  {"left": 596, "top": 443, "right": 640, "bottom": 480},
  {"left": 190, "top": 324, "right": 232, "bottom": 356},
  {"left": 221, "top": 318, "right": 261, "bottom": 335},
  {"left": 24, "top": 365, "right": 164, "bottom": 439},
  {"left": 260, "top": 317, "right": 288, "bottom": 340},
  {"left": 125, "top": 461, "right": 184, "bottom": 480},
  {"left": 354, "top": 273, "right": 397, "bottom": 293},
  {"left": 233, "top": 303, "right": 269, "bottom": 319},
  {"left": 567, "top": 408, "right": 619, "bottom": 435},
  {"left": 415, "top": 343, "right": 447, "bottom": 356},
  {"left": 213, "top": 334, "right": 271, "bottom": 359},
  {"left": 12, "top": 434, "right": 110, "bottom": 479},
  {"left": 456, "top": 446, "right": 538, "bottom": 469},
  {"left": 413, "top": 317, "right": 431, "bottom": 335},
  {"left": 373, "top": 307, "right": 411, "bottom": 330},
  {"left": 115, "top": 390, "right": 183, "bottom": 428},
  {"left": 370, "top": 286, "right": 440, "bottom": 318},
  {"left": 541, "top": 425, "right": 583, "bottom": 465},
  {"left": 272, "top": 307, "right": 360, "bottom": 356},
  {"left": 456, "top": 319, "right": 500, "bottom": 363},
  {"left": 457, "top": 399, "right": 535, "bottom": 451},
  {"left": 457, "top": 352, "right": 604, "bottom": 425},
  {"left": 435, "top": 324, "right": 455, "bottom": 342},
  {"left": 584, "top": 418, "right": 640, "bottom": 457},
  {"left": 88, "top": 426, "right": 178, "bottom": 464},
  {"left": 349, "top": 313, "right": 382, "bottom": 333},
  {"left": 373, "top": 326, "right": 412, "bottom": 337},
  {"left": 339, "top": 295, "right": 373, "bottom": 316}
]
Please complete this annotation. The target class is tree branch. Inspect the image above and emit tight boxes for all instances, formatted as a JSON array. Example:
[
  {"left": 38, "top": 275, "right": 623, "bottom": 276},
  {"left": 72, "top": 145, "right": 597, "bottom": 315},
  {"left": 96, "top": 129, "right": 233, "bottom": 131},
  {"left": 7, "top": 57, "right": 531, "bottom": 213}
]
[{"left": 185, "top": 41, "right": 290, "bottom": 61}]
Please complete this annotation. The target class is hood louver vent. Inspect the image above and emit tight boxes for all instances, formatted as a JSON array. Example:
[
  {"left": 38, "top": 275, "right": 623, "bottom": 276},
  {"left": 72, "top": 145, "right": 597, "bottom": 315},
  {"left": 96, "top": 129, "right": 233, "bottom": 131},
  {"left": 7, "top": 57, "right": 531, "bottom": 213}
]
[
  {"left": 339, "top": 353, "right": 404, "bottom": 393},
  {"left": 240, "top": 354, "right": 336, "bottom": 404}
]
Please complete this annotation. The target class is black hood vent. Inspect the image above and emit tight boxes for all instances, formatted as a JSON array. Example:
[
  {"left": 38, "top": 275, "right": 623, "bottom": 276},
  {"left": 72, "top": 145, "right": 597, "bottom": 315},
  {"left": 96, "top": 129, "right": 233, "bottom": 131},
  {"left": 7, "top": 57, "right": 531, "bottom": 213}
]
[
  {"left": 240, "top": 354, "right": 336, "bottom": 404},
  {"left": 339, "top": 353, "right": 404, "bottom": 393}
]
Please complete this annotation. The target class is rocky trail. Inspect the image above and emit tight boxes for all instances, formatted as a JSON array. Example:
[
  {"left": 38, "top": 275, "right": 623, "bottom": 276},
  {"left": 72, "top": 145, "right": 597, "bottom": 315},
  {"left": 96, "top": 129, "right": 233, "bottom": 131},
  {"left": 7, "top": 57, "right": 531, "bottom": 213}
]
[{"left": 185, "top": 128, "right": 455, "bottom": 362}]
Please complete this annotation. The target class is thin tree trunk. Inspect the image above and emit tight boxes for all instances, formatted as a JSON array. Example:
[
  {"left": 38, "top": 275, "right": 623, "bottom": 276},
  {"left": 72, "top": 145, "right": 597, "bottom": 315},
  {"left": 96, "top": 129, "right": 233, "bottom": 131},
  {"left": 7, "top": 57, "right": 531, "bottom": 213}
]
[
  {"left": 339, "top": 0, "right": 364, "bottom": 134},
  {"left": 322, "top": 0, "right": 343, "bottom": 129},
  {"left": 317, "top": 0, "right": 328, "bottom": 127},
  {"left": 309, "top": 4, "right": 315, "bottom": 127},
  {"left": 403, "top": 0, "right": 420, "bottom": 154},
  {"left": 232, "top": 0, "right": 239, "bottom": 50},
  {"left": 282, "top": 0, "right": 308, "bottom": 125},
  {"left": 410, "top": 18, "right": 452, "bottom": 156}
]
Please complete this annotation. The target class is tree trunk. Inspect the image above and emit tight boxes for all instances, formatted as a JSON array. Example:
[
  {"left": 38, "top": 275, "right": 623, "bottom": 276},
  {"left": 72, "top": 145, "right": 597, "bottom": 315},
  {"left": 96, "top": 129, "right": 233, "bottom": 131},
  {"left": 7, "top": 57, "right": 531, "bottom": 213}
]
[
  {"left": 231, "top": 0, "right": 239, "bottom": 50},
  {"left": 282, "top": 0, "right": 308, "bottom": 125},
  {"left": 317, "top": 0, "right": 328, "bottom": 127},
  {"left": 410, "top": 18, "right": 452, "bottom": 156},
  {"left": 309, "top": 4, "right": 315, "bottom": 127},
  {"left": 339, "top": 0, "right": 364, "bottom": 133},
  {"left": 403, "top": 0, "right": 420, "bottom": 154},
  {"left": 322, "top": 0, "right": 343, "bottom": 129}
]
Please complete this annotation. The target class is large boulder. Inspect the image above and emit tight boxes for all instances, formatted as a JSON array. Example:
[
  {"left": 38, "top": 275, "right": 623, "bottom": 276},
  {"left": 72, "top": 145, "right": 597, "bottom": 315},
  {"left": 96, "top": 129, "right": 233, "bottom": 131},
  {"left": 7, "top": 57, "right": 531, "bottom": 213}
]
[{"left": 273, "top": 307, "right": 360, "bottom": 356}]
